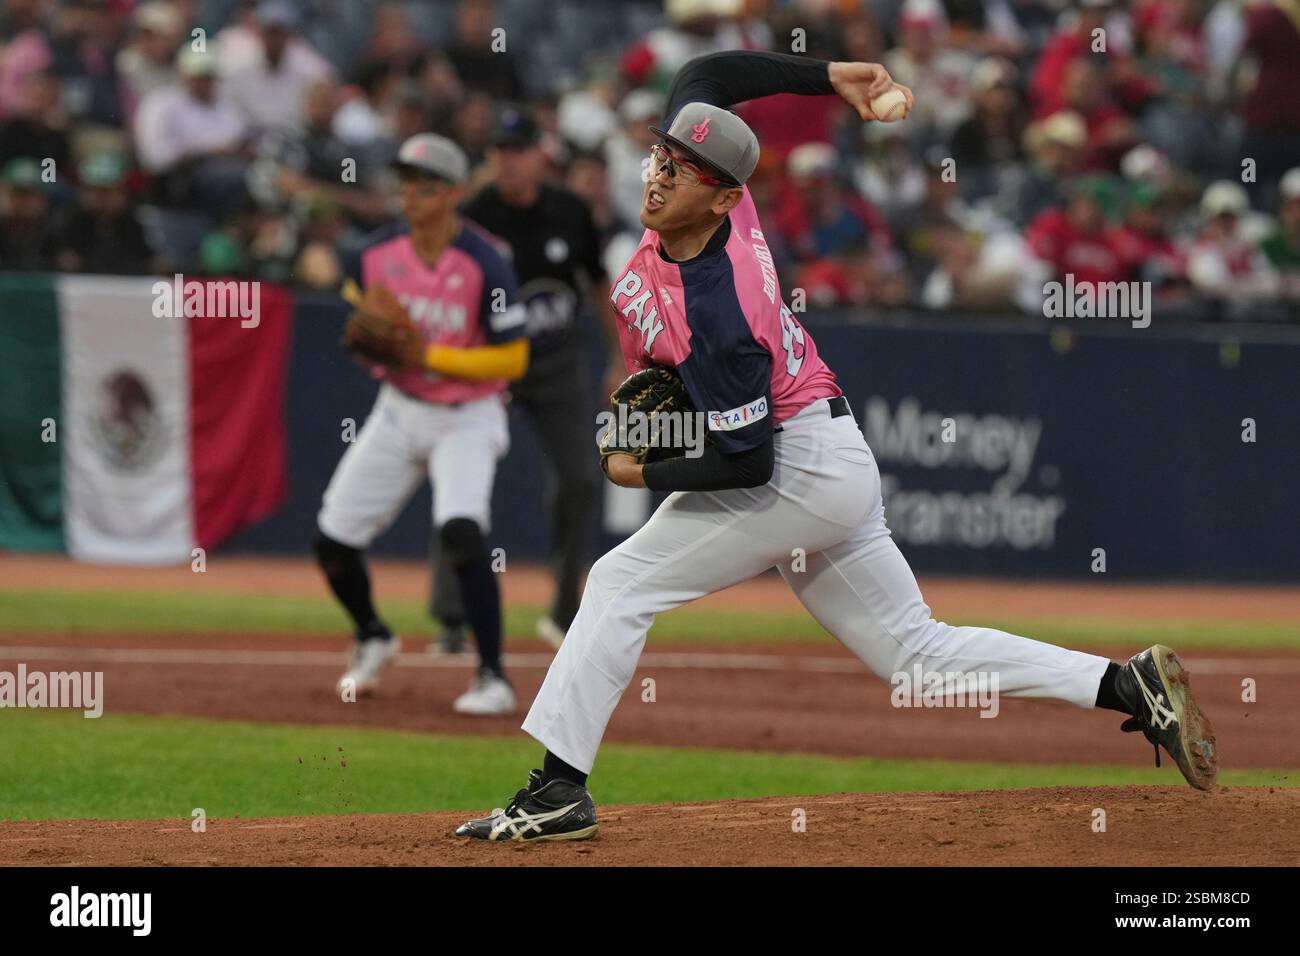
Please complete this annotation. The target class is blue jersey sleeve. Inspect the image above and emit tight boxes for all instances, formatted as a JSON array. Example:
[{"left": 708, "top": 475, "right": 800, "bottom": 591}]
[
  {"left": 455, "top": 225, "right": 527, "bottom": 345},
  {"left": 675, "top": 256, "right": 774, "bottom": 454}
]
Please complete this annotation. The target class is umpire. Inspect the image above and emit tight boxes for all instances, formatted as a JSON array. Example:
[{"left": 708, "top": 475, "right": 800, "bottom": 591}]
[{"left": 432, "top": 108, "right": 621, "bottom": 651}]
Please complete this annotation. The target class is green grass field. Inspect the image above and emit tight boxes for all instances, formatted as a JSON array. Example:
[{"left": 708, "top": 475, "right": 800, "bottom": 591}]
[
  {"left": 3, "top": 588, "right": 1298, "bottom": 649},
  {"left": 2, "top": 585, "right": 1297, "bottom": 822},
  {"left": 0, "top": 710, "right": 1293, "bottom": 822}
]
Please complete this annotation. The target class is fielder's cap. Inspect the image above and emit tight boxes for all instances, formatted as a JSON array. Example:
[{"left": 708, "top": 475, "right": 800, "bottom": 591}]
[
  {"left": 2, "top": 157, "right": 44, "bottom": 189},
  {"left": 649, "top": 101, "right": 758, "bottom": 187},
  {"left": 177, "top": 47, "right": 218, "bottom": 77},
  {"left": 1280, "top": 167, "right": 1300, "bottom": 201},
  {"left": 1201, "top": 180, "right": 1249, "bottom": 217},
  {"left": 492, "top": 108, "right": 539, "bottom": 149},
  {"left": 392, "top": 133, "right": 469, "bottom": 183}
]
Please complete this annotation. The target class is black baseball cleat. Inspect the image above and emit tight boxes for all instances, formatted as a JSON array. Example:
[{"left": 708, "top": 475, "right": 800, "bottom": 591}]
[
  {"left": 1114, "top": 644, "right": 1218, "bottom": 791},
  {"left": 456, "top": 770, "right": 598, "bottom": 842}
]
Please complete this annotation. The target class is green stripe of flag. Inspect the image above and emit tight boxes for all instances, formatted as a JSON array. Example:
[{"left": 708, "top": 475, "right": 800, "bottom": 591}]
[{"left": 0, "top": 273, "right": 64, "bottom": 551}]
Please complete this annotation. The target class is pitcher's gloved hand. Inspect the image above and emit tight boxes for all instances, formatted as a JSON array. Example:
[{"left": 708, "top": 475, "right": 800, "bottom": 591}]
[
  {"left": 341, "top": 281, "right": 425, "bottom": 370},
  {"left": 597, "top": 365, "right": 703, "bottom": 476}
]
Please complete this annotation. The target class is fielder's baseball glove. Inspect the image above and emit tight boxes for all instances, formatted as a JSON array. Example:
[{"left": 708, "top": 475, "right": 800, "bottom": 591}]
[
  {"left": 340, "top": 280, "right": 424, "bottom": 370},
  {"left": 598, "top": 365, "right": 703, "bottom": 474}
]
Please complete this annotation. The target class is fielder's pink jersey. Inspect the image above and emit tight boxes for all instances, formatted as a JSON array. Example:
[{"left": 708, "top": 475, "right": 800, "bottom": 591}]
[
  {"left": 356, "top": 223, "right": 525, "bottom": 405},
  {"left": 609, "top": 188, "right": 840, "bottom": 452}
]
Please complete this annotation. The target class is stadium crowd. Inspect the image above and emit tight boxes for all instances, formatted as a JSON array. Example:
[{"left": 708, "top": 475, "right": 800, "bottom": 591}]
[{"left": 1, "top": 0, "right": 1298, "bottom": 321}]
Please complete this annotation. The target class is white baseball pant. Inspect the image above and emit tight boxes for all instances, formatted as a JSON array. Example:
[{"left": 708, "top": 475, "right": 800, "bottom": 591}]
[
  {"left": 318, "top": 385, "right": 509, "bottom": 549},
  {"left": 522, "top": 398, "right": 1111, "bottom": 774}
]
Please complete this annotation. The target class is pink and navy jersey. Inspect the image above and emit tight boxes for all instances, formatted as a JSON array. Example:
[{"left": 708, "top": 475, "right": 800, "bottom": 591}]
[
  {"left": 352, "top": 222, "right": 526, "bottom": 404},
  {"left": 609, "top": 188, "right": 840, "bottom": 452}
]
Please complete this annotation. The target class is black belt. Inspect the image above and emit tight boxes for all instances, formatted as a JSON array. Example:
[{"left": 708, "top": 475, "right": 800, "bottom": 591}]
[{"left": 775, "top": 395, "right": 850, "bottom": 432}]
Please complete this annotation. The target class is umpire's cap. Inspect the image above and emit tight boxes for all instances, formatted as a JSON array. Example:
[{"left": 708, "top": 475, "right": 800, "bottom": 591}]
[
  {"left": 392, "top": 133, "right": 469, "bottom": 184},
  {"left": 650, "top": 102, "right": 759, "bottom": 187}
]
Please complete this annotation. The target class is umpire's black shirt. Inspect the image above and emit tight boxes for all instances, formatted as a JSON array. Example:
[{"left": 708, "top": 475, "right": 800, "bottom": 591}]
[{"left": 460, "top": 183, "right": 605, "bottom": 382}]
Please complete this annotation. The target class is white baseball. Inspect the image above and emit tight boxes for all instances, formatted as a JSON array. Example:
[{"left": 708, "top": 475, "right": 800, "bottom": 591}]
[{"left": 869, "top": 88, "right": 909, "bottom": 123}]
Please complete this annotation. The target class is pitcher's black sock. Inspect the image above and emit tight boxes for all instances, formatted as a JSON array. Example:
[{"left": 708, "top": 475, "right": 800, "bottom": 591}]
[
  {"left": 542, "top": 750, "right": 588, "bottom": 788},
  {"left": 1094, "top": 661, "right": 1129, "bottom": 713},
  {"left": 313, "top": 530, "right": 384, "bottom": 636}
]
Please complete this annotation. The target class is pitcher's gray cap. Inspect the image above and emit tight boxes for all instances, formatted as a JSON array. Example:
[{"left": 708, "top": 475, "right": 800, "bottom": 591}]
[
  {"left": 392, "top": 133, "right": 469, "bottom": 184},
  {"left": 650, "top": 102, "right": 759, "bottom": 187}
]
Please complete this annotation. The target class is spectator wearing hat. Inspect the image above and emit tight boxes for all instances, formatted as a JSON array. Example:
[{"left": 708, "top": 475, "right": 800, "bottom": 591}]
[
  {"left": 0, "top": 156, "right": 59, "bottom": 270},
  {"left": 116, "top": 1, "right": 184, "bottom": 124},
  {"left": 216, "top": 0, "right": 334, "bottom": 136},
  {"left": 1114, "top": 180, "right": 1194, "bottom": 310},
  {"left": 851, "top": 119, "right": 927, "bottom": 234},
  {"left": 882, "top": 0, "right": 978, "bottom": 145},
  {"left": 1008, "top": 109, "right": 1088, "bottom": 223},
  {"left": 772, "top": 141, "right": 892, "bottom": 268},
  {"left": 605, "top": 88, "right": 663, "bottom": 232},
  {"left": 1260, "top": 167, "right": 1300, "bottom": 308},
  {"left": 134, "top": 47, "right": 249, "bottom": 212},
  {"left": 1186, "top": 180, "right": 1281, "bottom": 317},
  {"left": 52, "top": 151, "right": 155, "bottom": 274}
]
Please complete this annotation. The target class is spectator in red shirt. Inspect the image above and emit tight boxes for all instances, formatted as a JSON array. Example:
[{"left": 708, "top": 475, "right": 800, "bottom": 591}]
[
  {"left": 1061, "top": 58, "right": 1138, "bottom": 171},
  {"left": 1237, "top": 0, "right": 1300, "bottom": 209},
  {"left": 1025, "top": 175, "right": 1133, "bottom": 288},
  {"left": 1031, "top": 0, "right": 1156, "bottom": 119}
]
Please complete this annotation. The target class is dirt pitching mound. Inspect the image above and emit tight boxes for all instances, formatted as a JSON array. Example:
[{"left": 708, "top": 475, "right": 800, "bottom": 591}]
[{"left": 3, "top": 786, "right": 1295, "bottom": 867}]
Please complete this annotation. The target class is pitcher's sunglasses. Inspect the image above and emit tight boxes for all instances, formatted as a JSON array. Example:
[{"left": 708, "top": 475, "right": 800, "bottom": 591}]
[{"left": 649, "top": 143, "right": 735, "bottom": 188}]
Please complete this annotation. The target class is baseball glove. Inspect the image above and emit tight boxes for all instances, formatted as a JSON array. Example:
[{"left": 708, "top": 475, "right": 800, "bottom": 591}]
[
  {"left": 598, "top": 365, "right": 704, "bottom": 474},
  {"left": 340, "top": 279, "right": 424, "bottom": 370}
]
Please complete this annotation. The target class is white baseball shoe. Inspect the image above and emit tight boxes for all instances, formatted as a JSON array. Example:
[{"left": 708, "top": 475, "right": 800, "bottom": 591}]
[
  {"left": 453, "top": 671, "right": 517, "bottom": 715},
  {"left": 535, "top": 616, "right": 565, "bottom": 649},
  {"left": 336, "top": 634, "right": 401, "bottom": 696}
]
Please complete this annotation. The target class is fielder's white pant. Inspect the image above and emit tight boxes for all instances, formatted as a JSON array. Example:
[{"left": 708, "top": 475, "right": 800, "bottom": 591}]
[
  {"left": 318, "top": 385, "right": 509, "bottom": 549},
  {"left": 522, "top": 399, "right": 1111, "bottom": 774}
]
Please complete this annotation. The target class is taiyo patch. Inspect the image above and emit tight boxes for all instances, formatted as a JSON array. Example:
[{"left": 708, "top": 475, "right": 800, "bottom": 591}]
[{"left": 709, "top": 397, "right": 769, "bottom": 431}]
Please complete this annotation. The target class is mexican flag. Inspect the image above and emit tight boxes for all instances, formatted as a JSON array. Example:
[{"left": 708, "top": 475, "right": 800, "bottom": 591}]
[{"left": 0, "top": 274, "right": 292, "bottom": 563}]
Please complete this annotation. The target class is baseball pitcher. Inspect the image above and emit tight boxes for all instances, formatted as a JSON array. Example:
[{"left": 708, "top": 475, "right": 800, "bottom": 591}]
[
  {"left": 315, "top": 133, "right": 528, "bottom": 716},
  {"left": 456, "top": 52, "right": 1218, "bottom": 841}
]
